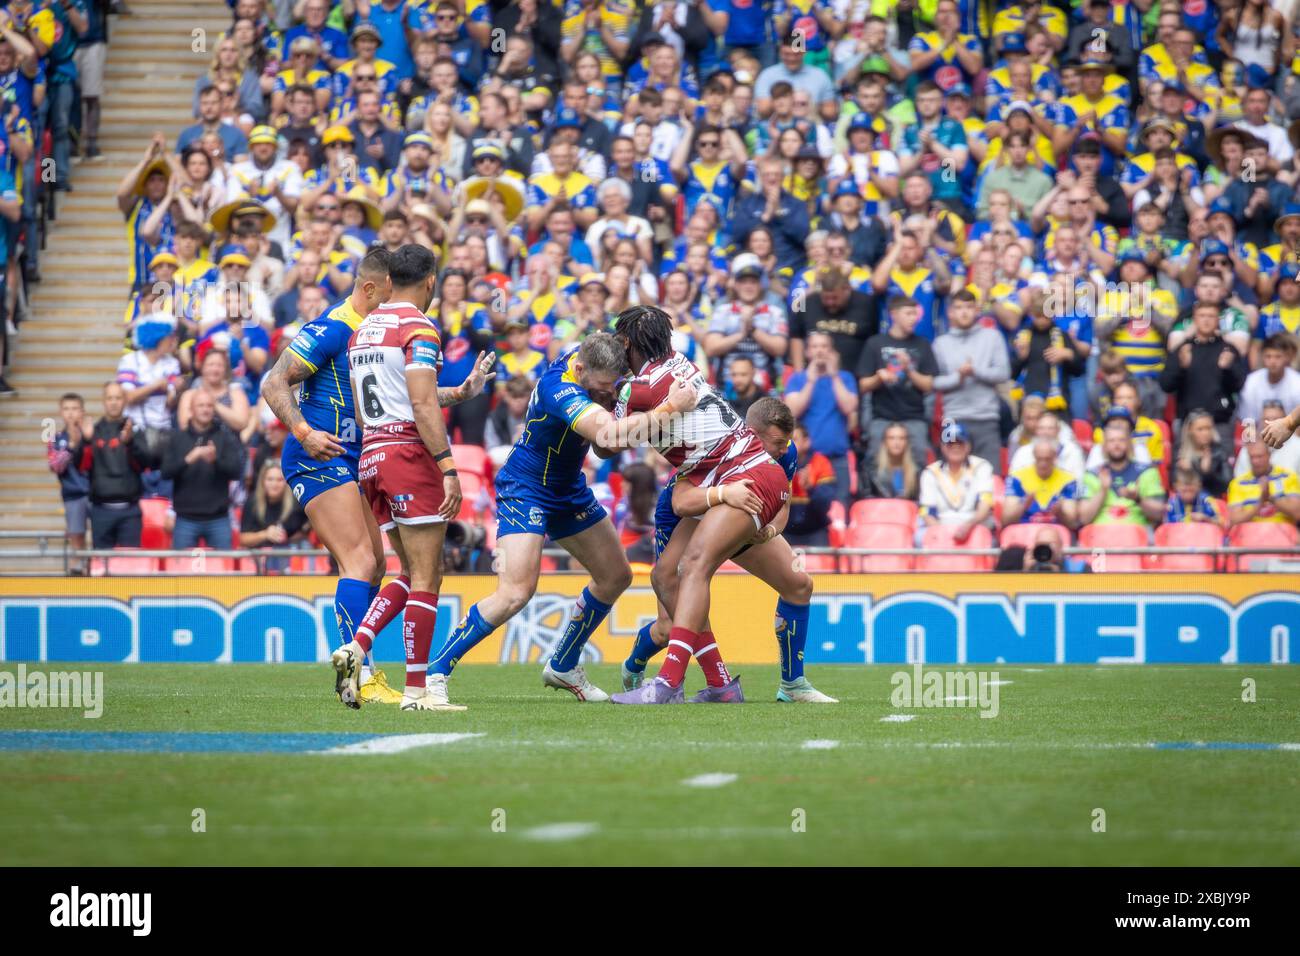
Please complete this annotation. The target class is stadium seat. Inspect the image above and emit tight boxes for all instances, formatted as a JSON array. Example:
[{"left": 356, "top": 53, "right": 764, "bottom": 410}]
[
  {"left": 849, "top": 498, "right": 918, "bottom": 530},
  {"left": 139, "top": 497, "right": 172, "bottom": 549},
  {"left": 999, "top": 446, "right": 1009, "bottom": 474},
  {"left": 289, "top": 554, "right": 325, "bottom": 574},
  {"left": 95, "top": 549, "right": 159, "bottom": 576},
  {"left": 1078, "top": 523, "right": 1148, "bottom": 572},
  {"left": 452, "top": 444, "right": 490, "bottom": 481},
  {"left": 828, "top": 500, "right": 846, "bottom": 548},
  {"left": 999, "top": 523, "right": 1072, "bottom": 551},
  {"left": 161, "top": 555, "right": 253, "bottom": 574},
  {"left": 719, "top": 560, "right": 745, "bottom": 573},
  {"left": 1072, "top": 419, "right": 1094, "bottom": 451},
  {"left": 801, "top": 554, "right": 839, "bottom": 572},
  {"left": 1151, "top": 522, "right": 1223, "bottom": 572},
  {"left": 843, "top": 522, "right": 914, "bottom": 572},
  {"left": 1227, "top": 522, "right": 1300, "bottom": 571},
  {"left": 916, "top": 524, "right": 993, "bottom": 571}
]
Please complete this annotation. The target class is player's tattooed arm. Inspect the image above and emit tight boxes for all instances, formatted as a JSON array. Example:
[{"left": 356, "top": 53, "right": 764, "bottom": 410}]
[
  {"left": 437, "top": 352, "right": 497, "bottom": 407},
  {"left": 579, "top": 376, "right": 700, "bottom": 451},
  {"left": 262, "top": 350, "right": 346, "bottom": 462}
]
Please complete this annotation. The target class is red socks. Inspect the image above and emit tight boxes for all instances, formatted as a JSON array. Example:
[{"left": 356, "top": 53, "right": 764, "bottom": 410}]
[
  {"left": 658, "top": 627, "right": 696, "bottom": 688},
  {"left": 402, "top": 591, "right": 438, "bottom": 690},
  {"left": 694, "top": 630, "right": 731, "bottom": 687},
  {"left": 355, "top": 575, "right": 410, "bottom": 653}
]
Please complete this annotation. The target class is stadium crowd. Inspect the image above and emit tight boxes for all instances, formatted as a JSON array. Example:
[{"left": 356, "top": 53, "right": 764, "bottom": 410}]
[
  {"left": 0, "top": 0, "right": 112, "bottom": 397},
  {"left": 42, "top": 0, "right": 1300, "bottom": 573}
]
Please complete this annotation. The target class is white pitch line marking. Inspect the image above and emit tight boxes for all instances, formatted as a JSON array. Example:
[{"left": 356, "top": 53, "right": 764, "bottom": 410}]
[
  {"left": 682, "top": 772, "right": 739, "bottom": 788},
  {"left": 988, "top": 680, "right": 1014, "bottom": 686},
  {"left": 944, "top": 696, "right": 969, "bottom": 702},
  {"left": 880, "top": 714, "right": 916, "bottom": 723},
  {"left": 521, "top": 822, "right": 600, "bottom": 842},
  {"left": 314, "top": 732, "right": 484, "bottom": 755},
  {"left": 802, "top": 739, "right": 840, "bottom": 750}
]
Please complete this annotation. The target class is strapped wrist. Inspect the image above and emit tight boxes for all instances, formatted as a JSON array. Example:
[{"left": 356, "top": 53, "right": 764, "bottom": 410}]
[{"left": 292, "top": 421, "right": 312, "bottom": 442}]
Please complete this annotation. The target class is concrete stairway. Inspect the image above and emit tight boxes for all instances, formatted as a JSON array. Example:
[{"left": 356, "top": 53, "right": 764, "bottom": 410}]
[{"left": 0, "top": 0, "right": 230, "bottom": 572}]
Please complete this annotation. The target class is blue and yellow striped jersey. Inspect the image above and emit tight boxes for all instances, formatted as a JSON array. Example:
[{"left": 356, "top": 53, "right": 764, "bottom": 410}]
[{"left": 284, "top": 297, "right": 366, "bottom": 457}]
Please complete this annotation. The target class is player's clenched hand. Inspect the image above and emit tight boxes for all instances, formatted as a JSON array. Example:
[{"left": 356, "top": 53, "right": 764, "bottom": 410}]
[
  {"left": 1260, "top": 414, "right": 1296, "bottom": 450},
  {"left": 460, "top": 351, "right": 497, "bottom": 401},
  {"left": 302, "top": 428, "right": 346, "bottom": 462},
  {"left": 440, "top": 474, "right": 462, "bottom": 519},
  {"left": 721, "top": 479, "right": 762, "bottom": 515},
  {"left": 664, "top": 376, "right": 699, "bottom": 414}
]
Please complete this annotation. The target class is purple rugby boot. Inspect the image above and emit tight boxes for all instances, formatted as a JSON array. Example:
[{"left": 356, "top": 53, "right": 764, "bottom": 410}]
[
  {"left": 689, "top": 676, "right": 744, "bottom": 703},
  {"left": 610, "top": 677, "right": 685, "bottom": 704}
]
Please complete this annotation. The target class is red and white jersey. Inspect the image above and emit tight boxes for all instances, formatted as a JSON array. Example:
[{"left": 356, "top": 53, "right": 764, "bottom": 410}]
[
  {"left": 348, "top": 300, "right": 443, "bottom": 450},
  {"left": 615, "top": 351, "right": 769, "bottom": 485}
]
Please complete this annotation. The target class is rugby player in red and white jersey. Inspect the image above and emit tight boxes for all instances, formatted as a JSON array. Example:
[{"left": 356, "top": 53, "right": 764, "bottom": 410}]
[
  {"left": 607, "top": 306, "right": 795, "bottom": 705},
  {"left": 332, "top": 244, "right": 471, "bottom": 712}
]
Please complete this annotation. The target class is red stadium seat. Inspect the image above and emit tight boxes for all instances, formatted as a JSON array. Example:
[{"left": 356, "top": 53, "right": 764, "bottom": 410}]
[
  {"left": 139, "top": 497, "right": 172, "bottom": 549},
  {"left": 1078, "top": 523, "right": 1148, "bottom": 571},
  {"left": 1072, "top": 419, "right": 1094, "bottom": 452},
  {"left": 96, "top": 549, "right": 159, "bottom": 576},
  {"left": 843, "top": 522, "right": 914, "bottom": 572},
  {"left": 451, "top": 444, "right": 490, "bottom": 480},
  {"left": 1151, "top": 522, "right": 1223, "bottom": 572},
  {"left": 289, "top": 554, "right": 326, "bottom": 574},
  {"left": 801, "top": 554, "right": 838, "bottom": 572},
  {"left": 916, "top": 524, "right": 993, "bottom": 571},
  {"left": 999, "top": 523, "right": 1071, "bottom": 551},
  {"left": 1228, "top": 522, "right": 1300, "bottom": 571},
  {"left": 162, "top": 555, "right": 252, "bottom": 574},
  {"left": 849, "top": 498, "right": 918, "bottom": 530},
  {"left": 719, "top": 560, "right": 745, "bottom": 573},
  {"left": 827, "top": 500, "right": 847, "bottom": 548}
]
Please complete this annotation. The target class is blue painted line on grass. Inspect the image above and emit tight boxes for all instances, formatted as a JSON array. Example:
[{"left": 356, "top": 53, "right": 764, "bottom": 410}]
[
  {"left": 1154, "top": 742, "right": 1293, "bottom": 751},
  {"left": 0, "top": 731, "right": 381, "bottom": 754}
]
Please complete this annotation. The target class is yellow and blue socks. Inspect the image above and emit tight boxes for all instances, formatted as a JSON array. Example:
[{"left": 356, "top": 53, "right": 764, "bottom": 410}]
[
  {"left": 550, "top": 587, "right": 612, "bottom": 673},
  {"left": 775, "top": 598, "right": 811, "bottom": 683},
  {"left": 624, "top": 622, "right": 663, "bottom": 674},
  {"left": 430, "top": 604, "right": 496, "bottom": 676}
]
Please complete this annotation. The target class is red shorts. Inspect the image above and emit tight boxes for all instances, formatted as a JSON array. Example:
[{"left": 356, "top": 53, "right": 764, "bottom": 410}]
[
  {"left": 689, "top": 456, "right": 790, "bottom": 529},
  {"left": 358, "top": 442, "right": 447, "bottom": 531}
]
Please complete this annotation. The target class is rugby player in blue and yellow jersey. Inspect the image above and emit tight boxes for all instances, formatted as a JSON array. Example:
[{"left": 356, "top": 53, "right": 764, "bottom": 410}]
[
  {"left": 426, "top": 332, "right": 698, "bottom": 708},
  {"left": 261, "top": 247, "right": 495, "bottom": 706}
]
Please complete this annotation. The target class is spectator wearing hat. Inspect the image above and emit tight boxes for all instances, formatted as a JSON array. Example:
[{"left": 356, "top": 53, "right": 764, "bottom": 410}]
[
  {"left": 228, "top": 125, "right": 303, "bottom": 249},
  {"left": 1122, "top": 119, "right": 1199, "bottom": 204},
  {"left": 785, "top": 331, "right": 859, "bottom": 506},
  {"left": 1242, "top": 333, "right": 1300, "bottom": 421},
  {"left": 377, "top": 132, "right": 450, "bottom": 218},
  {"left": 80, "top": 382, "right": 154, "bottom": 550},
  {"left": 161, "top": 389, "right": 245, "bottom": 552},
  {"left": 707, "top": 254, "right": 789, "bottom": 389},
  {"left": 731, "top": 155, "right": 811, "bottom": 272},
  {"left": 177, "top": 84, "right": 250, "bottom": 160},
  {"left": 117, "top": 135, "right": 178, "bottom": 293},
  {"left": 932, "top": 289, "right": 1009, "bottom": 466},
  {"left": 827, "top": 106, "right": 898, "bottom": 218},
  {"left": 1055, "top": 58, "right": 1129, "bottom": 174},
  {"left": 1260, "top": 205, "right": 1300, "bottom": 301},
  {"left": 820, "top": 176, "right": 890, "bottom": 266},
  {"left": 976, "top": 129, "right": 1052, "bottom": 220},
  {"left": 898, "top": 81, "right": 969, "bottom": 217},
  {"left": 1152, "top": 82, "right": 1207, "bottom": 169},
  {"left": 117, "top": 316, "right": 181, "bottom": 459},
  {"left": 918, "top": 419, "right": 995, "bottom": 543},
  {"left": 1067, "top": 0, "right": 1135, "bottom": 70},
  {"left": 832, "top": 15, "right": 907, "bottom": 88},
  {"left": 333, "top": 23, "right": 399, "bottom": 102},
  {"left": 1161, "top": 300, "right": 1248, "bottom": 448}
]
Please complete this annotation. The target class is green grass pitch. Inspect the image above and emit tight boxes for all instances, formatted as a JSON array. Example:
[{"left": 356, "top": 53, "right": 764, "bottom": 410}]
[{"left": 2, "top": 663, "right": 1298, "bottom": 865}]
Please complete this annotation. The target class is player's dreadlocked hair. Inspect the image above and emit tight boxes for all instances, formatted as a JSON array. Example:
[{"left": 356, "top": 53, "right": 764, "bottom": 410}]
[{"left": 613, "top": 305, "right": 673, "bottom": 363}]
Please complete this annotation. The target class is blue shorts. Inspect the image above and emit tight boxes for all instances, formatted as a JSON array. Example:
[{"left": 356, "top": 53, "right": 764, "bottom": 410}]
[
  {"left": 495, "top": 470, "right": 606, "bottom": 541},
  {"left": 283, "top": 446, "right": 359, "bottom": 507},
  {"left": 653, "top": 479, "right": 679, "bottom": 560}
]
